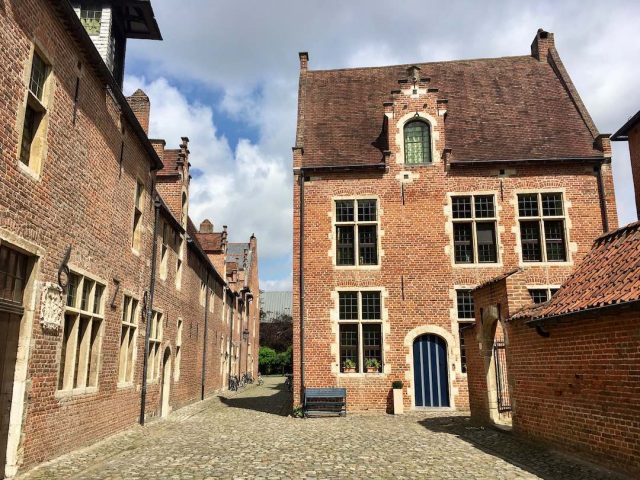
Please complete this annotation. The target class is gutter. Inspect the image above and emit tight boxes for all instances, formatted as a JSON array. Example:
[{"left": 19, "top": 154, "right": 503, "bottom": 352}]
[
  {"left": 201, "top": 270, "right": 210, "bottom": 401},
  {"left": 298, "top": 170, "right": 305, "bottom": 398},
  {"left": 448, "top": 155, "right": 606, "bottom": 167},
  {"left": 293, "top": 163, "right": 386, "bottom": 174},
  {"left": 140, "top": 194, "right": 161, "bottom": 425},
  {"left": 526, "top": 298, "right": 640, "bottom": 326}
]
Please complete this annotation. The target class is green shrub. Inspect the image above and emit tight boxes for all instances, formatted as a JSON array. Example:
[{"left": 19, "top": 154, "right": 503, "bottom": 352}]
[{"left": 392, "top": 380, "right": 403, "bottom": 389}]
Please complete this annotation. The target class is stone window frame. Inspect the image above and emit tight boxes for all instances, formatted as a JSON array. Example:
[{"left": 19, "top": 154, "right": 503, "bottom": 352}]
[
  {"left": 117, "top": 293, "right": 139, "bottom": 388},
  {"left": 329, "top": 195, "right": 384, "bottom": 271},
  {"left": 526, "top": 284, "right": 561, "bottom": 304},
  {"left": 174, "top": 318, "right": 183, "bottom": 382},
  {"left": 16, "top": 42, "right": 55, "bottom": 180},
  {"left": 79, "top": 6, "right": 102, "bottom": 36},
  {"left": 451, "top": 194, "right": 500, "bottom": 265},
  {"left": 513, "top": 188, "right": 574, "bottom": 267},
  {"left": 147, "top": 309, "right": 164, "bottom": 383},
  {"left": 56, "top": 267, "right": 106, "bottom": 397},
  {"left": 445, "top": 191, "right": 504, "bottom": 268},
  {"left": 159, "top": 221, "right": 170, "bottom": 280},
  {"left": 449, "top": 285, "right": 476, "bottom": 376},
  {"left": 131, "top": 179, "right": 144, "bottom": 254},
  {"left": 175, "top": 234, "right": 184, "bottom": 291},
  {"left": 394, "top": 111, "right": 441, "bottom": 167},
  {"left": 330, "top": 287, "right": 390, "bottom": 377}
]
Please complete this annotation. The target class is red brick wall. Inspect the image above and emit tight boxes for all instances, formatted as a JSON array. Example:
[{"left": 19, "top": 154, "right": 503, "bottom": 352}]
[
  {"left": 506, "top": 313, "right": 640, "bottom": 476},
  {"left": 0, "top": 1, "right": 255, "bottom": 474}
]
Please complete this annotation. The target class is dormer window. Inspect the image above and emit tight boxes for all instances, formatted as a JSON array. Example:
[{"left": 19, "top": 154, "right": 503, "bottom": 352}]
[
  {"left": 80, "top": 6, "right": 102, "bottom": 36},
  {"left": 404, "top": 120, "right": 431, "bottom": 164}
]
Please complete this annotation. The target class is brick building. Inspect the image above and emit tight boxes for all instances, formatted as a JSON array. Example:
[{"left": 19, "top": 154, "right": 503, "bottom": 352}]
[
  {"left": 464, "top": 221, "right": 640, "bottom": 476},
  {"left": 0, "top": 1, "right": 258, "bottom": 477},
  {"left": 292, "top": 29, "right": 617, "bottom": 412}
]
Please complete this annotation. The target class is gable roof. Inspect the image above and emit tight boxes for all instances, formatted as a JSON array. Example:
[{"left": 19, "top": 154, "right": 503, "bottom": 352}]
[
  {"left": 528, "top": 221, "right": 640, "bottom": 322},
  {"left": 298, "top": 52, "right": 602, "bottom": 169}
]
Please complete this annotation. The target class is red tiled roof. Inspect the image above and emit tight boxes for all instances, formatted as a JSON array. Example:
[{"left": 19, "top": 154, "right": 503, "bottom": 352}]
[
  {"left": 472, "top": 269, "right": 521, "bottom": 292},
  {"left": 529, "top": 221, "right": 640, "bottom": 321},
  {"left": 299, "top": 55, "right": 601, "bottom": 168}
]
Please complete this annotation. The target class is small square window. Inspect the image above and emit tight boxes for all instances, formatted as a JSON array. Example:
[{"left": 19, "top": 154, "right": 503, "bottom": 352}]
[
  {"left": 339, "top": 292, "right": 358, "bottom": 320},
  {"left": 518, "top": 194, "right": 539, "bottom": 217},
  {"left": 452, "top": 196, "right": 472, "bottom": 219}
]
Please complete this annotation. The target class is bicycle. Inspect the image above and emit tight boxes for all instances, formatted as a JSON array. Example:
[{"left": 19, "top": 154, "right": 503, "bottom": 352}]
[
  {"left": 284, "top": 374, "right": 293, "bottom": 392},
  {"left": 257, "top": 373, "right": 264, "bottom": 386},
  {"left": 228, "top": 375, "right": 239, "bottom": 391}
]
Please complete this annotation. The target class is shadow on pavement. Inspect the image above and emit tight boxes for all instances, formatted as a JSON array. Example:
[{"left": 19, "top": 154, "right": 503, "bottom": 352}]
[
  {"left": 418, "top": 416, "right": 626, "bottom": 480},
  {"left": 218, "top": 376, "right": 292, "bottom": 417}
]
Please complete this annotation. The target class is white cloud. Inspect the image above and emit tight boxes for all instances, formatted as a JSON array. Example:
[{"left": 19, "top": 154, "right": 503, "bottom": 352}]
[
  {"left": 260, "top": 278, "right": 293, "bottom": 292},
  {"left": 124, "top": 0, "right": 640, "bottom": 290}
]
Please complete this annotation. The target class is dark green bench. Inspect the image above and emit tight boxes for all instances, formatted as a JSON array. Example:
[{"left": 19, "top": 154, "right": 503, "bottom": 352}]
[{"left": 304, "top": 387, "right": 347, "bottom": 417}]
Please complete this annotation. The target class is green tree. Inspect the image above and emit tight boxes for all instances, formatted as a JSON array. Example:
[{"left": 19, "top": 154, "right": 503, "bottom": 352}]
[{"left": 258, "top": 346, "right": 277, "bottom": 374}]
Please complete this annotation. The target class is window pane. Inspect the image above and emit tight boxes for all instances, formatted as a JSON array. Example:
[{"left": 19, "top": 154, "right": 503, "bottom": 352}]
[
  {"left": 80, "top": 7, "right": 102, "bottom": 35},
  {"left": 474, "top": 195, "right": 495, "bottom": 218},
  {"left": 529, "top": 289, "right": 549, "bottom": 304},
  {"left": 544, "top": 220, "right": 567, "bottom": 261},
  {"left": 456, "top": 290, "right": 475, "bottom": 319},
  {"left": 20, "top": 105, "right": 40, "bottom": 166},
  {"left": 520, "top": 221, "right": 542, "bottom": 262},
  {"left": 335, "top": 200, "right": 354, "bottom": 222},
  {"left": 0, "top": 245, "right": 29, "bottom": 303},
  {"left": 459, "top": 323, "right": 470, "bottom": 374},
  {"left": 541, "top": 193, "right": 563, "bottom": 217},
  {"left": 339, "top": 292, "right": 358, "bottom": 320},
  {"left": 454, "top": 223, "right": 474, "bottom": 263},
  {"left": 404, "top": 121, "right": 431, "bottom": 164},
  {"left": 357, "top": 199, "right": 377, "bottom": 222},
  {"left": 361, "top": 292, "right": 381, "bottom": 320},
  {"left": 67, "top": 273, "right": 80, "bottom": 307},
  {"left": 550, "top": 288, "right": 559, "bottom": 297},
  {"left": 358, "top": 225, "right": 378, "bottom": 265},
  {"left": 452, "top": 196, "right": 472, "bottom": 219},
  {"left": 336, "top": 226, "right": 355, "bottom": 265},
  {"left": 81, "top": 280, "right": 93, "bottom": 312},
  {"left": 93, "top": 285, "right": 103, "bottom": 314},
  {"left": 363, "top": 324, "right": 382, "bottom": 370},
  {"left": 29, "top": 53, "right": 47, "bottom": 101},
  {"left": 518, "top": 194, "right": 539, "bottom": 217},
  {"left": 476, "top": 222, "right": 497, "bottom": 263},
  {"left": 339, "top": 324, "right": 358, "bottom": 372}
]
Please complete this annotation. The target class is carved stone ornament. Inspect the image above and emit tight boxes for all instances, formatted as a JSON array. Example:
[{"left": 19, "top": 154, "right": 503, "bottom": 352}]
[{"left": 40, "top": 282, "right": 64, "bottom": 333}]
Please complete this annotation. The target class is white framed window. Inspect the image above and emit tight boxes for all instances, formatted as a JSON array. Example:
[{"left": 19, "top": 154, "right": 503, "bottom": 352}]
[
  {"left": 337, "top": 291, "right": 382, "bottom": 374},
  {"left": 58, "top": 272, "right": 105, "bottom": 393},
  {"left": 118, "top": 295, "right": 138, "bottom": 384},
  {"left": 517, "top": 192, "right": 568, "bottom": 262},
  {"left": 79, "top": 6, "right": 102, "bottom": 35},
  {"left": 132, "top": 181, "right": 144, "bottom": 252},
  {"left": 147, "top": 310, "right": 163, "bottom": 381},
  {"left": 528, "top": 287, "right": 559, "bottom": 304},
  {"left": 174, "top": 318, "right": 183, "bottom": 381},
  {"left": 452, "top": 195, "right": 498, "bottom": 264},
  {"left": 335, "top": 199, "right": 378, "bottom": 266},
  {"left": 455, "top": 289, "right": 475, "bottom": 374},
  {"left": 19, "top": 49, "right": 51, "bottom": 174}
]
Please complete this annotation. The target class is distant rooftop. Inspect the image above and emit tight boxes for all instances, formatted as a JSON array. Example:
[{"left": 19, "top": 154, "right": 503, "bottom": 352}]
[{"left": 260, "top": 292, "right": 292, "bottom": 323}]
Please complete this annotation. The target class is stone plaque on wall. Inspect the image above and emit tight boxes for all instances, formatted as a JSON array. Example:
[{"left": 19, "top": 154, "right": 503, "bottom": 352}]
[{"left": 40, "top": 282, "right": 64, "bottom": 333}]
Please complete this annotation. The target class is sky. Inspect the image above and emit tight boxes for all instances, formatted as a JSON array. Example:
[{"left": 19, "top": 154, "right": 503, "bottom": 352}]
[{"left": 123, "top": 0, "right": 640, "bottom": 291}]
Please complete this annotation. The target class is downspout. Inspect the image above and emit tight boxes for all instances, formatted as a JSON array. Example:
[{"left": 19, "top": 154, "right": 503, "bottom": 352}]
[
  {"left": 227, "top": 292, "right": 234, "bottom": 383},
  {"left": 239, "top": 298, "right": 243, "bottom": 378},
  {"left": 299, "top": 170, "right": 305, "bottom": 397},
  {"left": 140, "top": 194, "right": 161, "bottom": 425},
  {"left": 201, "top": 271, "right": 210, "bottom": 400},
  {"left": 595, "top": 163, "right": 610, "bottom": 234}
]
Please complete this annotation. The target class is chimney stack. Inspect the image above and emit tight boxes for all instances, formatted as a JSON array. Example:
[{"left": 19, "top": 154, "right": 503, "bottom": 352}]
[
  {"left": 200, "top": 219, "right": 214, "bottom": 233},
  {"left": 531, "top": 29, "right": 555, "bottom": 62},
  {"left": 299, "top": 52, "right": 309, "bottom": 71},
  {"left": 127, "top": 89, "right": 151, "bottom": 134}
]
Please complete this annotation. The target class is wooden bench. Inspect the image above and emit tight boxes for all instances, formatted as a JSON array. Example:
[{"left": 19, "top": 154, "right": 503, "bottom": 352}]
[{"left": 304, "top": 387, "right": 347, "bottom": 417}]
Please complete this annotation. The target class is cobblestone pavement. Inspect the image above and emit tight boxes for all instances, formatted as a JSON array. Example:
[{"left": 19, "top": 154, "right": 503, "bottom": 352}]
[{"left": 19, "top": 376, "right": 627, "bottom": 480}]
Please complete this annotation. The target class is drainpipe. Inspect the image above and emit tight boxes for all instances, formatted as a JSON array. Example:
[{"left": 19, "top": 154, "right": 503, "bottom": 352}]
[
  {"left": 140, "top": 194, "right": 161, "bottom": 426},
  {"left": 239, "top": 298, "right": 243, "bottom": 378},
  {"left": 595, "top": 163, "right": 610, "bottom": 234},
  {"left": 201, "top": 271, "right": 210, "bottom": 400},
  {"left": 227, "top": 291, "right": 234, "bottom": 384},
  {"left": 298, "top": 170, "right": 305, "bottom": 397}
]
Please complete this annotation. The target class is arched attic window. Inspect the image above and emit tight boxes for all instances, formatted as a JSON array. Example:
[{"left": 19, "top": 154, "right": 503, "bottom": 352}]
[{"left": 404, "top": 120, "right": 432, "bottom": 164}]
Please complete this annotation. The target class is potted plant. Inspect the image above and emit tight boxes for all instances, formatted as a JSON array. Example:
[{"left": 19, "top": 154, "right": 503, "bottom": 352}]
[
  {"left": 392, "top": 380, "right": 404, "bottom": 415},
  {"left": 343, "top": 359, "right": 356, "bottom": 373},
  {"left": 365, "top": 358, "right": 380, "bottom": 373}
]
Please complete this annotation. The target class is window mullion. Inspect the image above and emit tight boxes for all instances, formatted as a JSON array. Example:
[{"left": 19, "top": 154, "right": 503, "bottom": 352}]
[
  {"left": 355, "top": 223, "right": 359, "bottom": 266},
  {"left": 358, "top": 322, "right": 363, "bottom": 374},
  {"left": 539, "top": 218, "right": 548, "bottom": 262}
]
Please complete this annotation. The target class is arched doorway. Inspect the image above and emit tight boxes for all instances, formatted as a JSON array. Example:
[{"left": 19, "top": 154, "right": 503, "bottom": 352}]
[
  {"left": 413, "top": 334, "right": 450, "bottom": 407},
  {"left": 160, "top": 347, "right": 172, "bottom": 418}
]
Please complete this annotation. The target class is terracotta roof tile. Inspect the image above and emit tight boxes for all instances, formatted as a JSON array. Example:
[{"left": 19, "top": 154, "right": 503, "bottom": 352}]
[
  {"left": 300, "top": 55, "right": 601, "bottom": 168},
  {"left": 529, "top": 221, "right": 640, "bottom": 320}
]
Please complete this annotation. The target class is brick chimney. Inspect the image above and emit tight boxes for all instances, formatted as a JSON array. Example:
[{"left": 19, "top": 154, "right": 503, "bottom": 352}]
[
  {"left": 150, "top": 139, "right": 165, "bottom": 163},
  {"left": 127, "top": 89, "right": 150, "bottom": 134},
  {"left": 531, "top": 29, "right": 555, "bottom": 62},
  {"left": 299, "top": 52, "right": 309, "bottom": 71},
  {"left": 200, "top": 219, "right": 214, "bottom": 233}
]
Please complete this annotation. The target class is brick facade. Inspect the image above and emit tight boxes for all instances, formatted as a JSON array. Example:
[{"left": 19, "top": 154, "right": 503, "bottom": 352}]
[
  {"left": 293, "top": 30, "right": 617, "bottom": 412},
  {"left": 464, "top": 268, "right": 640, "bottom": 476},
  {"left": 0, "top": 1, "right": 259, "bottom": 477}
]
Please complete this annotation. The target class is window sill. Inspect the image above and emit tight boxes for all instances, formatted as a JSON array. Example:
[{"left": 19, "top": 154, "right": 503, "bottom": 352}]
[
  {"left": 18, "top": 161, "right": 41, "bottom": 181},
  {"left": 520, "top": 261, "right": 572, "bottom": 267},
  {"left": 452, "top": 262, "right": 503, "bottom": 269},
  {"left": 337, "top": 372, "right": 386, "bottom": 378},
  {"left": 55, "top": 386, "right": 98, "bottom": 399},
  {"left": 402, "top": 162, "right": 435, "bottom": 168},
  {"left": 334, "top": 265, "right": 381, "bottom": 271},
  {"left": 117, "top": 381, "right": 135, "bottom": 390}
]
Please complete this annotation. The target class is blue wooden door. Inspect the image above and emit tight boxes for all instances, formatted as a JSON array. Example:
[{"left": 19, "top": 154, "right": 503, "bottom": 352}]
[{"left": 413, "top": 334, "right": 450, "bottom": 407}]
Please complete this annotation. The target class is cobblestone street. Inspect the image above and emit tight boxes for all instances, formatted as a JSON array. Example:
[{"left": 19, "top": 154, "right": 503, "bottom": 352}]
[{"left": 18, "top": 377, "right": 625, "bottom": 479}]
